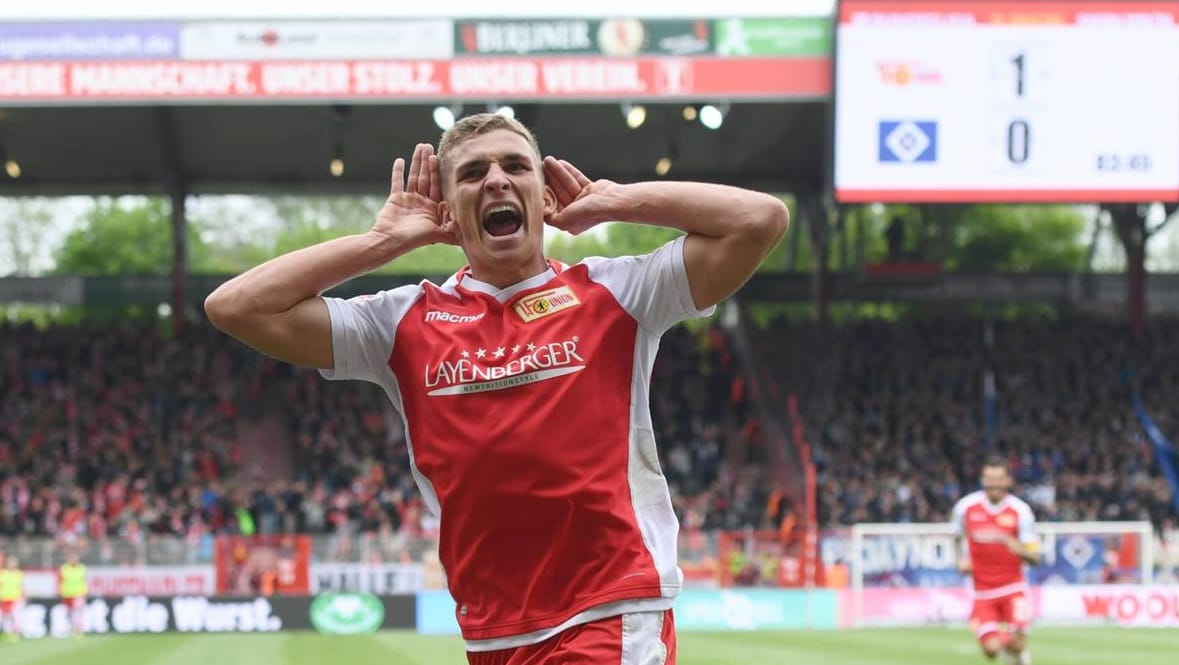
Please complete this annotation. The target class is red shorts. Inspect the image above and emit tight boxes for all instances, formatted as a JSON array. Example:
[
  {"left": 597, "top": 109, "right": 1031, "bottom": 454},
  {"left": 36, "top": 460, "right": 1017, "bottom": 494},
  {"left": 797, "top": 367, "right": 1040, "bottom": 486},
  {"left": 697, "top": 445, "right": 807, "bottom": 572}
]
[
  {"left": 63, "top": 596, "right": 86, "bottom": 609},
  {"left": 971, "top": 591, "right": 1030, "bottom": 642},
  {"left": 467, "top": 610, "right": 676, "bottom": 665},
  {"left": 0, "top": 600, "right": 16, "bottom": 614}
]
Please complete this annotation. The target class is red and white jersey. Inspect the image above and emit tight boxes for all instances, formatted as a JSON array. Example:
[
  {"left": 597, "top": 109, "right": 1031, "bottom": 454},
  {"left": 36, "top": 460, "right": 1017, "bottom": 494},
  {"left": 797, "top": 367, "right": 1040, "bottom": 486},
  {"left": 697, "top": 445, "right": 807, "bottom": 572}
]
[
  {"left": 951, "top": 490, "right": 1036, "bottom": 599},
  {"left": 320, "top": 237, "right": 713, "bottom": 651}
]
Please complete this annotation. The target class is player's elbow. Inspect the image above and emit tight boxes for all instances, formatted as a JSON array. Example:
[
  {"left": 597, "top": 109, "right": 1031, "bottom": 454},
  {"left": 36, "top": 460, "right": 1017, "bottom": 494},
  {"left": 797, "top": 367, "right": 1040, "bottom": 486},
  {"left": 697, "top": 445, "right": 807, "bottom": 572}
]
[
  {"left": 204, "top": 283, "right": 251, "bottom": 334},
  {"left": 204, "top": 288, "right": 232, "bottom": 330},
  {"left": 742, "top": 195, "right": 790, "bottom": 251}
]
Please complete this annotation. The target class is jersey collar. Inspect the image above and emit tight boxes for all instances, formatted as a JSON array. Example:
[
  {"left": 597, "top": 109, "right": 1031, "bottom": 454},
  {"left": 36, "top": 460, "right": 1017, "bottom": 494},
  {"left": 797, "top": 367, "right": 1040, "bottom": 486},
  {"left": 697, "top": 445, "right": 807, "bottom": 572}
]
[
  {"left": 448, "top": 258, "right": 567, "bottom": 303},
  {"left": 981, "top": 493, "right": 1011, "bottom": 513}
]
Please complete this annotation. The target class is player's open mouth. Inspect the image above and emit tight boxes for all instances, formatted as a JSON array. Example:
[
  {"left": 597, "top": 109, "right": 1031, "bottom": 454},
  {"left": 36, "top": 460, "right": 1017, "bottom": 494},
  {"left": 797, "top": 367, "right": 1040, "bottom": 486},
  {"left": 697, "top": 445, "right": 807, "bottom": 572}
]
[{"left": 482, "top": 204, "right": 524, "bottom": 237}]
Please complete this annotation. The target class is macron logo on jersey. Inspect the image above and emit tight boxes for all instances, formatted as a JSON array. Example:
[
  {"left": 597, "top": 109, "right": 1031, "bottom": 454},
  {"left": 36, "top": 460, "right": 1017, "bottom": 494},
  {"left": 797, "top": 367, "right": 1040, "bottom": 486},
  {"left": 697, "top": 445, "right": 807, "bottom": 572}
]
[{"left": 425, "top": 311, "right": 485, "bottom": 324}]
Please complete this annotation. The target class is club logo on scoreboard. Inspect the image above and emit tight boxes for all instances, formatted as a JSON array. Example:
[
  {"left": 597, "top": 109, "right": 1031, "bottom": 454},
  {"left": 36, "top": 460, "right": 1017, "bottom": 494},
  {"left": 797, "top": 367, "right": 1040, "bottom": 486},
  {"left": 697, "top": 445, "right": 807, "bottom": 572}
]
[
  {"left": 877, "top": 61, "right": 943, "bottom": 87},
  {"left": 878, "top": 120, "right": 938, "bottom": 163}
]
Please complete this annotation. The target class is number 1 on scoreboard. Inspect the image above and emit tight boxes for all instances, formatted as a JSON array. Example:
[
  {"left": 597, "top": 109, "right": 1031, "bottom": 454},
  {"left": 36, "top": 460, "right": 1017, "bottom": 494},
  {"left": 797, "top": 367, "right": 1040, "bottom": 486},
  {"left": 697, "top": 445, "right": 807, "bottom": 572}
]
[{"left": 1011, "top": 52, "right": 1026, "bottom": 97}]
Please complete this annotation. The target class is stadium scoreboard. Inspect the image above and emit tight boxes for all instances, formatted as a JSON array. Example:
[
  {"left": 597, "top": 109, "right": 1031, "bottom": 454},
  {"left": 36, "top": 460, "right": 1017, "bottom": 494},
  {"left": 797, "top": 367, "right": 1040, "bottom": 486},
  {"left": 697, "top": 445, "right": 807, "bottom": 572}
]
[{"left": 834, "top": 1, "right": 1179, "bottom": 203}]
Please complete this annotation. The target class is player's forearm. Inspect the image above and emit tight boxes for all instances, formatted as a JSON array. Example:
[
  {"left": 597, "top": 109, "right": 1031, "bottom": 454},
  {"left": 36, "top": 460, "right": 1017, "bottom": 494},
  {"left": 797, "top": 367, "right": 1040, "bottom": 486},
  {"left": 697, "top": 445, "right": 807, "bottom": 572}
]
[
  {"left": 205, "top": 231, "right": 412, "bottom": 320},
  {"left": 601, "top": 181, "right": 788, "bottom": 245}
]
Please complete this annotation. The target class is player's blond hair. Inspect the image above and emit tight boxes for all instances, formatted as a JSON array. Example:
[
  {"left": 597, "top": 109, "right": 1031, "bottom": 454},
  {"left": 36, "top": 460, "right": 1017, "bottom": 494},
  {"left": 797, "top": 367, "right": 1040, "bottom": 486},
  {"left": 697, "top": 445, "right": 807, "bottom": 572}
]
[{"left": 437, "top": 113, "right": 542, "bottom": 189}]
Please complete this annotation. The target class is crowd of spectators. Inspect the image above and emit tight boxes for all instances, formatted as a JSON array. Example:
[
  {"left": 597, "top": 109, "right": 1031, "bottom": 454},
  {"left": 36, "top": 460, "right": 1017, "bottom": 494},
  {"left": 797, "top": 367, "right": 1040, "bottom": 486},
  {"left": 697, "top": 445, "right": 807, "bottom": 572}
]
[
  {"left": 750, "top": 314, "right": 1179, "bottom": 531},
  {"left": 0, "top": 320, "right": 244, "bottom": 542},
  {"left": 0, "top": 317, "right": 757, "bottom": 560},
  {"left": 4, "top": 309, "right": 1177, "bottom": 565}
]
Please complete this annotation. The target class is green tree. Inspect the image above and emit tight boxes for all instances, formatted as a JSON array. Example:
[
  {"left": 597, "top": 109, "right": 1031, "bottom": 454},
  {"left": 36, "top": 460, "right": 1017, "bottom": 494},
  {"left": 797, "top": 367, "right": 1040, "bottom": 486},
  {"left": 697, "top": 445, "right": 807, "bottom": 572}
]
[
  {"left": 374, "top": 243, "right": 467, "bottom": 275},
  {"left": 825, "top": 203, "right": 1087, "bottom": 272},
  {"left": 0, "top": 197, "right": 56, "bottom": 276},
  {"left": 545, "top": 230, "right": 612, "bottom": 264},
  {"left": 601, "top": 223, "right": 682, "bottom": 256},
  {"left": 53, "top": 197, "right": 213, "bottom": 275},
  {"left": 187, "top": 195, "right": 280, "bottom": 274},
  {"left": 267, "top": 196, "right": 466, "bottom": 275},
  {"left": 268, "top": 195, "right": 379, "bottom": 236},
  {"left": 945, "top": 204, "right": 1087, "bottom": 271},
  {"left": 545, "top": 224, "right": 680, "bottom": 264}
]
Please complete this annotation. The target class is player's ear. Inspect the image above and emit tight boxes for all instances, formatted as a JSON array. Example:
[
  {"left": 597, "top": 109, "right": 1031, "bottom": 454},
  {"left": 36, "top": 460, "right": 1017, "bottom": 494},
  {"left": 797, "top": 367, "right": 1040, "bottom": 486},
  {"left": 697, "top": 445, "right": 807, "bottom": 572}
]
[
  {"left": 542, "top": 185, "right": 557, "bottom": 218},
  {"left": 438, "top": 201, "right": 461, "bottom": 239}
]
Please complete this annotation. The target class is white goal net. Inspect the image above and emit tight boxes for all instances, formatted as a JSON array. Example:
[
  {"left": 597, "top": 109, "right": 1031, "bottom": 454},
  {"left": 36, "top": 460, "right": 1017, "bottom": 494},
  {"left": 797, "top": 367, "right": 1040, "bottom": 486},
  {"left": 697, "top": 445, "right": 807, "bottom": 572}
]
[{"left": 846, "top": 521, "right": 1155, "bottom": 627}]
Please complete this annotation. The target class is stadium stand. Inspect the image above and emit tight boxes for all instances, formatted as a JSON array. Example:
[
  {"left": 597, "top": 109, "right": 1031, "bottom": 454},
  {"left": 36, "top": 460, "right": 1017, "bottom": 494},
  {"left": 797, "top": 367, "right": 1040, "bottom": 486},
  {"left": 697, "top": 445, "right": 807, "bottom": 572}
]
[
  {"left": 0, "top": 319, "right": 758, "bottom": 549},
  {"left": 750, "top": 314, "right": 1178, "bottom": 531},
  {"left": 3, "top": 312, "right": 1177, "bottom": 561}
]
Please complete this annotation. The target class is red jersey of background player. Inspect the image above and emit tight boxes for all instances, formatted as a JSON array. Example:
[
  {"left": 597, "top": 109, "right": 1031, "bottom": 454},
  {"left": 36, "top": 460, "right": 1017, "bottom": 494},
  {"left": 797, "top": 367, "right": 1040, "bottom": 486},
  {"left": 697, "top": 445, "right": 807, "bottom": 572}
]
[{"left": 952, "top": 490, "right": 1036, "bottom": 599}]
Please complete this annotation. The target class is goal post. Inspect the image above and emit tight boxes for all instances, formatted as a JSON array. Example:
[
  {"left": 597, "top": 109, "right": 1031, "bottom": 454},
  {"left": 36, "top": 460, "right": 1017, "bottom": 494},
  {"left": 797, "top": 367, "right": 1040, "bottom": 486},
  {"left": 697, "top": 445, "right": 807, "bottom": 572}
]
[{"left": 848, "top": 521, "right": 1154, "bottom": 627}]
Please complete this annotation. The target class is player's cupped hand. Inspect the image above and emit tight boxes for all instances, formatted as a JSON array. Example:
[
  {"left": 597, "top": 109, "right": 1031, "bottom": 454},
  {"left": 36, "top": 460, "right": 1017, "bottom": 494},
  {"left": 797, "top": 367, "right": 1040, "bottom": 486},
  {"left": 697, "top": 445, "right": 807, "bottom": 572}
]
[
  {"left": 543, "top": 156, "right": 617, "bottom": 235},
  {"left": 372, "top": 143, "right": 458, "bottom": 247}
]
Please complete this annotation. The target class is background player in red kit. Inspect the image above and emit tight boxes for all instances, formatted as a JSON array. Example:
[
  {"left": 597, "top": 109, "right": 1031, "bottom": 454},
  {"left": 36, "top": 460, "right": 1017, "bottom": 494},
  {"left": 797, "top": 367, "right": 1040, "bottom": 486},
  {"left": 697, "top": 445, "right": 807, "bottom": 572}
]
[
  {"left": 952, "top": 456, "right": 1042, "bottom": 665},
  {"left": 205, "top": 113, "right": 789, "bottom": 663}
]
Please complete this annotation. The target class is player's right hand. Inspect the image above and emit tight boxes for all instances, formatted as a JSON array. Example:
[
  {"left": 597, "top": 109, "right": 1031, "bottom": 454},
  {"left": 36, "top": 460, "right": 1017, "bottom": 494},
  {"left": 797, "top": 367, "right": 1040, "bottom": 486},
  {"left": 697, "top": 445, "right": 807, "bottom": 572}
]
[
  {"left": 371, "top": 143, "right": 458, "bottom": 248},
  {"left": 958, "top": 558, "right": 973, "bottom": 575}
]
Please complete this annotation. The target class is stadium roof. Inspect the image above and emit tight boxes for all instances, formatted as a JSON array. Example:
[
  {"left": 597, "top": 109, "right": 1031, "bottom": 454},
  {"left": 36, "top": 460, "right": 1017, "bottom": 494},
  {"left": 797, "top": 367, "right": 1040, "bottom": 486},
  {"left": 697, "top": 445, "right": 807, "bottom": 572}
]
[{"left": 0, "top": 101, "right": 827, "bottom": 197}]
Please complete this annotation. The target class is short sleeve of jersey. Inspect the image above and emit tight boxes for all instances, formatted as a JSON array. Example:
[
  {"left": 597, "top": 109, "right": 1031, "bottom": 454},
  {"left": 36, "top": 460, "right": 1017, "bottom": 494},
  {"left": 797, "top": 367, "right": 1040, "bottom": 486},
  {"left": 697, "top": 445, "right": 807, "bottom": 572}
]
[
  {"left": 318, "top": 285, "right": 422, "bottom": 384},
  {"left": 1015, "top": 499, "right": 1037, "bottom": 543},
  {"left": 582, "top": 235, "right": 716, "bottom": 335},
  {"left": 950, "top": 496, "right": 968, "bottom": 536}
]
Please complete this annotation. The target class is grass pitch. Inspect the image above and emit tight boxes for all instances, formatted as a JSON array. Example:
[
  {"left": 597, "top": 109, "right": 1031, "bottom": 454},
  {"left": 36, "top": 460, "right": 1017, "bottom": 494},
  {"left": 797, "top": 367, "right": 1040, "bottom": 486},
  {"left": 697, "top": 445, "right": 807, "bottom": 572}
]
[{"left": 0, "top": 627, "right": 1173, "bottom": 664}]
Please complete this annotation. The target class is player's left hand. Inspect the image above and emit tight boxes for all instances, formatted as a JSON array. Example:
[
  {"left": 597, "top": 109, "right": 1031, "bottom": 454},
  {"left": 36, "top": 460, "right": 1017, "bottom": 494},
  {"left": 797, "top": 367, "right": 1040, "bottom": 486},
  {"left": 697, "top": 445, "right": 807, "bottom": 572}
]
[
  {"left": 543, "top": 156, "right": 618, "bottom": 235},
  {"left": 957, "top": 558, "right": 973, "bottom": 575}
]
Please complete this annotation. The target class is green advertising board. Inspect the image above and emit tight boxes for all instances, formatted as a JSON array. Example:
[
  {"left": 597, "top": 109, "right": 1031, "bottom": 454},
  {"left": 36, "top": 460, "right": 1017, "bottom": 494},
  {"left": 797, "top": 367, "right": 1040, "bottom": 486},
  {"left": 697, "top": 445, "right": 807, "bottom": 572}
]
[
  {"left": 309, "top": 593, "right": 386, "bottom": 635},
  {"left": 714, "top": 17, "right": 832, "bottom": 57}
]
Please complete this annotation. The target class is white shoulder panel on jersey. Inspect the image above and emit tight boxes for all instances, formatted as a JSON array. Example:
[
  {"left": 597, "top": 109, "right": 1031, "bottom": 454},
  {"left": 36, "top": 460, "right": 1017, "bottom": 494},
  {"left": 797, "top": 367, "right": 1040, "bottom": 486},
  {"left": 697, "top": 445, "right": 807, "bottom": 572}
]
[
  {"left": 1007, "top": 495, "right": 1037, "bottom": 542},
  {"left": 318, "top": 284, "right": 425, "bottom": 384},
  {"left": 582, "top": 235, "right": 715, "bottom": 335},
  {"left": 953, "top": 490, "right": 987, "bottom": 511},
  {"left": 950, "top": 491, "right": 984, "bottom": 534}
]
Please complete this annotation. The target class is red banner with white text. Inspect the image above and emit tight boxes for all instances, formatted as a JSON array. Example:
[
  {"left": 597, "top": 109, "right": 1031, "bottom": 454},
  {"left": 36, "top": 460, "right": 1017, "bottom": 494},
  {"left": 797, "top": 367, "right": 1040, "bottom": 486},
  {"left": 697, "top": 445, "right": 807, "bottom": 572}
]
[{"left": 0, "top": 57, "right": 828, "bottom": 103}]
